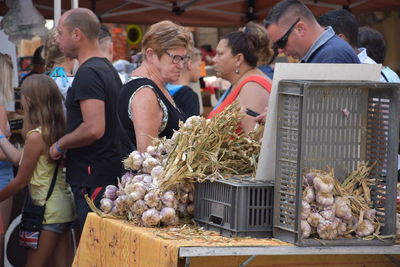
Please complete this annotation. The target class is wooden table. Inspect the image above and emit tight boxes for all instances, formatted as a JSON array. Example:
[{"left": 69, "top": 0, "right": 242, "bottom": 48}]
[{"left": 72, "top": 213, "right": 400, "bottom": 267}]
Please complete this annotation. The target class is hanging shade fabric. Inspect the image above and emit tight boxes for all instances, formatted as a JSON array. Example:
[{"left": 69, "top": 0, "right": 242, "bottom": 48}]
[{"left": 0, "top": 0, "right": 46, "bottom": 44}]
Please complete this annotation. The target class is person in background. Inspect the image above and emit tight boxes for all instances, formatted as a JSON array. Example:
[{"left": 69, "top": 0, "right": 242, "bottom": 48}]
[
  {"left": 19, "top": 45, "right": 45, "bottom": 86},
  {"left": 0, "top": 74, "right": 75, "bottom": 267},
  {"left": 264, "top": 0, "right": 360, "bottom": 63},
  {"left": 208, "top": 28, "right": 272, "bottom": 134},
  {"left": 0, "top": 53, "right": 14, "bottom": 266},
  {"left": 98, "top": 24, "right": 127, "bottom": 84},
  {"left": 358, "top": 26, "right": 400, "bottom": 82},
  {"left": 317, "top": 9, "right": 390, "bottom": 80},
  {"left": 42, "top": 28, "right": 78, "bottom": 106},
  {"left": 166, "top": 47, "right": 202, "bottom": 117},
  {"left": 200, "top": 44, "right": 216, "bottom": 65},
  {"left": 117, "top": 20, "right": 191, "bottom": 155},
  {"left": 98, "top": 24, "right": 113, "bottom": 62},
  {"left": 49, "top": 8, "right": 123, "bottom": 237},
  {"left": 243, "top": 21, "right": 276, "bottom": 79},
  {"left": 317, "top": 9, "right": 375, "bottom": 63},
  {"left": 358, "top": 26, "right": 400, "bottom": 181}
]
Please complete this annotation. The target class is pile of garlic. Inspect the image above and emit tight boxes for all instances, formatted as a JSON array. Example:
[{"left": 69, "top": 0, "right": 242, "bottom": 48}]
[
  {"left": 301, "top": 169, "right": 378, "bottom": 240},
  {"left": 100, "top": 143, "right": 194, "bottom": 227}
]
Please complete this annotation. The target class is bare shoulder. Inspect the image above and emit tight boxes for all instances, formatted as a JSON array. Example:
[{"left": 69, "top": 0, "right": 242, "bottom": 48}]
[{"left": 25, "top": 130, "right": 43, "bottom": 144}]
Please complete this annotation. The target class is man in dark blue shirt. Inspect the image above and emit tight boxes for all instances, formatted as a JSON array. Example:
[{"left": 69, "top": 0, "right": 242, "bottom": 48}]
[{"left": 264, "top": 0, "right": 360, "bottom": 64}]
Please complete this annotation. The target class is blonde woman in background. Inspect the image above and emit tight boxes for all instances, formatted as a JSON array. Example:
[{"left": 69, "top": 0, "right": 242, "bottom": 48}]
[
  {"left": 166, "top": 47, "right": 202, "bottom": 117},
  {"left": 42, "top": 28, "right": 78, "bottom": 104},
  {"left": 0, "top": 53, "right": 15, "bottom": 265}
]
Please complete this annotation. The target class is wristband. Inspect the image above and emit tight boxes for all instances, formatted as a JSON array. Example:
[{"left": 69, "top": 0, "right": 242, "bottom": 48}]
[
  {"left": 0, "top": 135, "right": 5, "bottom": 139},
  {"left": 55, "top": 141, "right": 65, "bottom": 154}
]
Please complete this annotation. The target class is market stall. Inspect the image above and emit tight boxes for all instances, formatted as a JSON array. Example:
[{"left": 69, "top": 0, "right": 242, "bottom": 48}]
[{"left": 70, "top": 68, "right": 400, "bottom": 267}]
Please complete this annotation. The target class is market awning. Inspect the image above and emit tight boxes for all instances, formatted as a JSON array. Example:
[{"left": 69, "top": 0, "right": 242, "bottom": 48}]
[{"left": 1, "top": 0, "right": 400, "bottom": 27}]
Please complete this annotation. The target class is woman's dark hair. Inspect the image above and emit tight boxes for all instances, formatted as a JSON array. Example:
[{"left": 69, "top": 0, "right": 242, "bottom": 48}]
[
  {"left": 357, "top": 27, "right": 386, "bottom": 64},
  {"left": 223, "top": 24, "right": 272, "bottom": 68}
]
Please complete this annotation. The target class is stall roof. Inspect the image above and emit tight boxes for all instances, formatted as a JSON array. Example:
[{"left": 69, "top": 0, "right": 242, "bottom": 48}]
[{"left": 1, "top": 0, "right": 400, "bottom": 27}]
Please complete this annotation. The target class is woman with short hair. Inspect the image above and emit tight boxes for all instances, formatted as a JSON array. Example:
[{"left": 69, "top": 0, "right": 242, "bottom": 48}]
[{"left": 118, "top": 20, "right": 192, "bottom": 155}]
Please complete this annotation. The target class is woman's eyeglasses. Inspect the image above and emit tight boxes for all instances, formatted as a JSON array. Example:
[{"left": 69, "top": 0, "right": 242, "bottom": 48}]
[
  {"left": 273, "top": 17, "right": 300, "bottom": 50},
  {"left": 165, "top": 51, "right": 190, "bottom": 64}
]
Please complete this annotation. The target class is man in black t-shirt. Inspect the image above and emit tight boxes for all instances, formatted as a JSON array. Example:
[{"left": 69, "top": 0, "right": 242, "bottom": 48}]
[{"left": 50, "top": 8, "right": 123, "bottom": 233}]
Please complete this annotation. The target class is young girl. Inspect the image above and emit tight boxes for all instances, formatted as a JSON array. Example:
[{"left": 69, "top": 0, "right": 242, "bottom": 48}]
[{"left": 0, "top": 74, "right": 76, "bottom": 267}]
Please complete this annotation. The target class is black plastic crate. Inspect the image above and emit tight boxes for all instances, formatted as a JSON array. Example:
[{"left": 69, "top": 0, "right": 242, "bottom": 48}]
[
  {"left": 274, "top": 80, "right": 399, "bottom": 246},
  {"left": 194, "top": 176, "right": 274, "bottom": 238}
]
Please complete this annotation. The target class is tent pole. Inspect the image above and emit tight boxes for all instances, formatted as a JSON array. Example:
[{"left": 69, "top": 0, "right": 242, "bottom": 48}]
[
  {"left": 71, "top": 0, "right": 79, "bottom": 9},
  {"left": 54, "top": 0, "right": 61, "bottom": 27}
]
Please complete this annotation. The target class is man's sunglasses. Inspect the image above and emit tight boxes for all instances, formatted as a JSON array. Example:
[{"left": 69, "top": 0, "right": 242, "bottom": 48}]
[{"left": 273, "top": 17, "right": 301, "bottom": 50}]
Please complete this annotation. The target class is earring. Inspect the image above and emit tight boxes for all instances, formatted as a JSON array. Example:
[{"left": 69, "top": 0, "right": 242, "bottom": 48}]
[{"left": 235, "top": 69, "right": 240, "bottom": 74}]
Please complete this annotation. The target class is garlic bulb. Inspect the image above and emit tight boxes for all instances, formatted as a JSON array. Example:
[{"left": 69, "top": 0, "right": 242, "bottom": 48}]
[
  {"left": 313, "top": 176, "right": 333, "bottom": 194},
  {"left": 184, "top": 116, "right": 202, "bottom": 128},
  {"left": 120, "top": 172, "right": 134, "bottom": 187},
  {"left": 160, "top": 207, "right": 176, "bottom": 223},
  {"left": 301, "top": 200, "right": 311, "bottom": 220},
  {"left": 336, "top": 219, "right": 347, "bottom": 236},
  {"left": 303, "top": 186, "right": 315, "bottom": 203},
  {"left": 143, "top": 175, "right": 153, "bottom": 184},
  {"left": 142, "top": 208, "right": 161, "bottom": 226},
  {"left": 156, "top": 143, "right": 166, "bottom": 155},
  {"left": 188, "top": 192, "right": 194, "bottom": 202},
  {"left": 110, "top": 206, "right": 120, "bottom": 216},
  {"left": 131, "top": 200, "right": 148, "bottom": 215},
  {"left": 100, "top": 198, "right": 114, "bottom": 213},
  {"left": 177, "top": 203, "right": 188, "bottom": 217},
  {"left": 179, "top": 182, "right": 193, "bottom": 193},
  {"left": 304, "top": 172, "right": 316, "bottom": 186},
  {"left": 142, "top": 157, "right": 161, "bottom": 173},
  {"left": 355, "top": 219, "right": 374, "bottom": 237},
  {"left": 161, "top": 191, "right": 177, "bottom": 208},
  {"left": 186, "top": 204, "right": 195, "bottom": 215},
  {"left": 363, "top": 209, "right": 376, "bottom": 221},
  {"left": 151, "top": 166, "right": 164, "bottom": 180},
  {"left": 125, "top": 194, "right": 137, "bottom": 207},
  {"left": 307, "top": 212, "right": 323, "bottom": 228},
  {"left": 130, "top": 190, "right": 145, "bottom": 201},
  {"left": 132, "top": 174, "right": 145, "bottom": 183},
  {"left": 317, "top": 220, "right": 338, "bottom": 240},
  {"left": 316, "top": 192, "right": 334, "bottom": 206},
  {"left": 146, "top": 145, "right": 158, "bottom": 156},
  {"left": 144, "top": 190, "right": 161, "bottom": 208},
  {"left": 104, "top": 185, "right": 118, "bottom": 200},
  {"left": 301, "top": 220, "right": 311, "bottom": 239},
  {"left": 334, "top": 197, "right": 352, "bottom": 220},
  {"left": 320, "top": 208, "right": 335, "bottom": 221},
  {"left": 179, "top": 193, "right": 189, "bottom": 203},
  {"left": 128, "top": 151, "right": 145, "bottom": 170},
  {"left": 125, "top": 182, "right": 147, "bottom": 196},
  {"left": 114, "top": 195, "right": 129, "bottom": 213}
]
